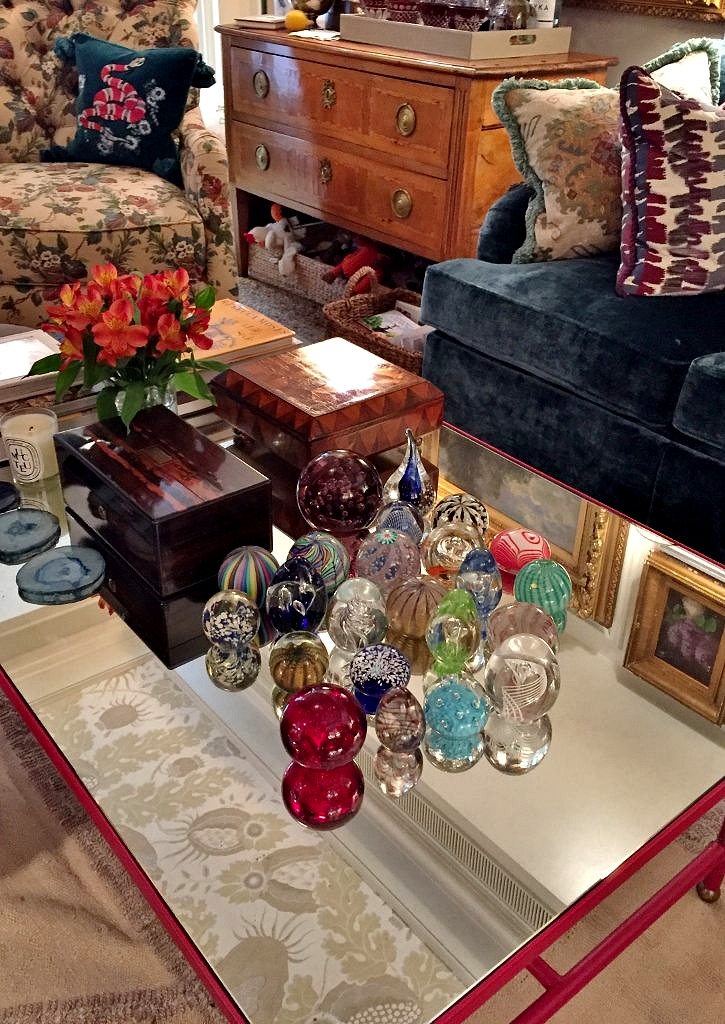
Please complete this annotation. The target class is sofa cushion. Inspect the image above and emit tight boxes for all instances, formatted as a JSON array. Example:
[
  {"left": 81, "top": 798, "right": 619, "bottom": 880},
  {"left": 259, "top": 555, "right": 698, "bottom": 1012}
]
[
  {"left": 420, "top": 256, "right": 723, "bottom": 428},
  {"left": 673, "top": 353, "right": 725, "bottom": 450},
  {"left": 477, "top": 184, "right": 533, "bottom": 264},
  {"left": 617, "top": 65, "right": 725, "bottom": 298},
  {"left": 41, "top": 34, "right": 214, "bottom": 186},
  {"left": 0, "top": 162, "right": 206, "bottom": 289}
]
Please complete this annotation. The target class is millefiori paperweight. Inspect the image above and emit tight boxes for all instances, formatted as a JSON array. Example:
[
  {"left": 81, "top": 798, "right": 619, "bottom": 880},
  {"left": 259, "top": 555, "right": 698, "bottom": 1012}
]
[{"left": 354, "top": 527, "right": 421, "bottom": 597}]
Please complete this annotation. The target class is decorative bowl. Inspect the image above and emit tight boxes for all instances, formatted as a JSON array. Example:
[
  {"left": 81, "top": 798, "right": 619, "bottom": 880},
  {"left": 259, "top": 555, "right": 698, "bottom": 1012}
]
[
  {"left": 418, "top": 0, "right": 452, "bottom": 26},
  {"left": 386, "top": 0, "right": 421, "bottom": 22}
]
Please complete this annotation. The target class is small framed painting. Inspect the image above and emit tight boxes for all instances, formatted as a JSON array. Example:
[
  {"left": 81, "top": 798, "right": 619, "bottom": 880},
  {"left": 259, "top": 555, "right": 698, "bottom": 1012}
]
[{"left": 625, "top": 550, "right": 725, "bottom": 723}]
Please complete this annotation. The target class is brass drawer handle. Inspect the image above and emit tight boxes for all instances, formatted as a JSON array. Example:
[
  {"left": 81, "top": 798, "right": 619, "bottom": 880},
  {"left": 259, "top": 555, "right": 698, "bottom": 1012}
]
[
  {"left": 396, "top": 103, "right": 416, "bottom": 137},
  {"left": 322, "top": 79, "right": 336, "bottom": 109},
  {"left": 253, "top": 70, "right": 269, "bottom": 99},
  {"left": 255, "top": 144, "right": 270, "bottom": 171},
  {"left": 319, "top": 158, "right": 332, "bottom": 185},
  {"left": 391, "top": 188, "right": 413, "bottom": 219}
]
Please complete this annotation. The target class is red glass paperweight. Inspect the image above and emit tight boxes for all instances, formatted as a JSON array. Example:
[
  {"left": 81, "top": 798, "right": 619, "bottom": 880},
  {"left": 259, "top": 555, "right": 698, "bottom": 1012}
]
[
  {"left": 296, "top": 450, "right": 383, "bottom": 536},
  {"left": 282, "top": 760, "right": 364, "bottom": 830},
  {"left": 280, "top": 684, "right": 367, "bottom": 769}
]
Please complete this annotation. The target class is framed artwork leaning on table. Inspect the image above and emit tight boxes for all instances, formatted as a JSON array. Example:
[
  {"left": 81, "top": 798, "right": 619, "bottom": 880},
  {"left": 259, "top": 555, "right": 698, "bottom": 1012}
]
[{"left": 625, "top": 550, "right": 725, "bottom": 724}]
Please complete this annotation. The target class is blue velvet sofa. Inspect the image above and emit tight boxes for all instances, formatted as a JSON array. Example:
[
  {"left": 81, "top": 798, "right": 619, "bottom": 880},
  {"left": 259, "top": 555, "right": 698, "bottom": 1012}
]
[{"left": 420, "top": 183, "right": 725, "bottom": 564}]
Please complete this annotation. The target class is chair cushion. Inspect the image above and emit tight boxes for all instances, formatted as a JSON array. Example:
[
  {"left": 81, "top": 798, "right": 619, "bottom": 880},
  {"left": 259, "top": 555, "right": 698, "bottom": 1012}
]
[
  {"left": 41, "top": 34, "right": 214, "bottom": 186},
  {"left": 0, "top": 162, "right": 206, "bottom": 288},
  {"left": 420, "top": 255, "right": 724, "bottom": 428},
  {"left": 673, "top": 353, "right": 725, "bottom": 450}
]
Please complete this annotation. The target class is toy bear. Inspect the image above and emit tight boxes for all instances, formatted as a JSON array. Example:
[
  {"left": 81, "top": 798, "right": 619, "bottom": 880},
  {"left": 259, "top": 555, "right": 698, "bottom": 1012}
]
[
  {"left": 243, "top": 203, "right": 304, "bottom": 276},
  {"left": 321, "top": 236, "right": 388, "bottom": 294}
]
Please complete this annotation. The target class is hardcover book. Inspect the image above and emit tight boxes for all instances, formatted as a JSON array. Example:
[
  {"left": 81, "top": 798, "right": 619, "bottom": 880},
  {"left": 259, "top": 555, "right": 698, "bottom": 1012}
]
[{"left": 205, "top": 297, "right": 297, "bottom": 363}]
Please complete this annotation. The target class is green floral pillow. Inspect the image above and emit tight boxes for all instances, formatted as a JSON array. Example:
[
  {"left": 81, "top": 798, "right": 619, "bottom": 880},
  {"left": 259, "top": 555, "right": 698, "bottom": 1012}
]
[
  {"left": 41, "top": 34, "right": 215, "bottom": 187},
  {"left": 492, "top": 37, "right": 722, "bottom": 263}
]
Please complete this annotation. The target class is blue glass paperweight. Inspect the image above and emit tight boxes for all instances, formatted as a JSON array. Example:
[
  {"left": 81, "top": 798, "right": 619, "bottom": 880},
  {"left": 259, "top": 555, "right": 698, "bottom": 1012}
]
[
  {"left": 382, "top": 429, "right": 436, "bottom": 515},
  {"left": 375, "top": 500, "right": 425, "bottom": 545},
  {"left": 265, "top": 557, "right": 327, "bottom": 633},
  {"left": 423, "top": 673, "right": 489, "bottom": 771},
  {"left": 202, "top": 590, "right": 260, "bottom": 647},
  {"left": 350, "top": 642, "right": 411, "bottom": 715}
]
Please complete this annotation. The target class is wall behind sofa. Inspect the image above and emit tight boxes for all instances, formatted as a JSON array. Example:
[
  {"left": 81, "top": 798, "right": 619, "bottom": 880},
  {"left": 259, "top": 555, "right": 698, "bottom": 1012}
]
[{"left": 562, "top": 8, "right": 724, "bottom": 84}]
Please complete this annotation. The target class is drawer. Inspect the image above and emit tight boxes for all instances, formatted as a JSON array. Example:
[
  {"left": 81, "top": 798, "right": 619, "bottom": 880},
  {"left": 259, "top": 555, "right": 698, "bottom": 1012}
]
[
  {"left": 229, "top": 122, "right": 448, "bottom": 257},
  {"left": 229, "top": 47, "right": 453, "bottom": 172},
  {"left": 479, "top": 68, "right": 610, "bottom": 127}
]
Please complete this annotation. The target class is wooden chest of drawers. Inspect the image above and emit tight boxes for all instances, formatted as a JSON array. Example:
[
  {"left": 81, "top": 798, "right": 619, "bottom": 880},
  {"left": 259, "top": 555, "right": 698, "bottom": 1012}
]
[{"left": 219, "top": 26, "right": 616, "bottom": 265}]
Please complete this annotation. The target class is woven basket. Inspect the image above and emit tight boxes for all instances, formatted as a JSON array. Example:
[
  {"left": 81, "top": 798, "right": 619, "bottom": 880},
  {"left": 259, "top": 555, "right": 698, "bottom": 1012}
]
[
  {"left": 323, "top": 267, "right": 424, "bottom": 374},
  {"left": 247, "top": 245, "right": 347, "bottom": 306}
]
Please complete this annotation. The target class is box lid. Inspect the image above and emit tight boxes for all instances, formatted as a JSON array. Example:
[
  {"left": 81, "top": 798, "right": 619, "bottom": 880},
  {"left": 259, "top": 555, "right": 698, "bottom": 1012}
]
[{"left": 211, "top": 337, "right": 444, "bottom": 459}]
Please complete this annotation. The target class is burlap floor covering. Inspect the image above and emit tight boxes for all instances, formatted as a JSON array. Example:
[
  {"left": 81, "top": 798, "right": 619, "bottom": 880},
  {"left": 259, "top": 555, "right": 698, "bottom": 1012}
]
[{"left": 1, "top": 679, "right": 723, "bottom": 1024}]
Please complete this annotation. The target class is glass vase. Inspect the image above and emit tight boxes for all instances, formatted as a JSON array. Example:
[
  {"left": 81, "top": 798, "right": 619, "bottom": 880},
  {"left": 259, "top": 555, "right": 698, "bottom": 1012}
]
[{"left": 114, "top": 379, "right": 177, "bottom": 418}]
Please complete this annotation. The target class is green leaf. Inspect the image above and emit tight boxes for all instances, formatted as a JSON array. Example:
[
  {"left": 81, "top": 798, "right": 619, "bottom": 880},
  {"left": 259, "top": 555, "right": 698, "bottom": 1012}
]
[
  {"left": 55, "top": 362, "right": 81, "bottom": 401},
  {"left": 96, "top": 388, "right": 119, "bottom": 422},
  {"left": 173, "top": 369, "right": 215, "bottom": 404},
  {"left": 193, "top": 358, "right": 226, "bottom": 372},
  {"left": 28, "top": 353, "right": 62, "bottom": 376},
  {"left": 118, "top": 381, "right": 146, "bottom": 429},
  {"left": 194, "top": 285, "right": 216, "bottom": 310}
]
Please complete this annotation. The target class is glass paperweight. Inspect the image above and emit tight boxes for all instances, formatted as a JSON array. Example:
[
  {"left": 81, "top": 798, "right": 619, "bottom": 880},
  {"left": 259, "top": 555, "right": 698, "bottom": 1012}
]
[
  {"left": 325, "top": 645, "right": 355, "bottom": 691},
  {"left": 271, "top": 685, "right": 289, "bottom": 720},
  {"left": 282, "top": 760, "right": 364, "bottom": 830},
  {"left": 456, "top": 548, "right": 503, "bottom": 622},
  {"left": 430, "top": 492, "right": 489, "bottom": 538},
  {"left": 202, "top": 590, "right": 260, "bottom": 647},
  {"left": 483, "top": 711, "right": 552, "bottom": 774},
  {"left": 280, "top": 684, "right": 367, "bottom": 769},
  {"left": 488, "top": 601, "right": 559, "bottom": 655},
  {"left": 374, "top": 687, "right": 426, "bottom": 752},
  {"left": 385, "top": 630, "right": 432, "bottom": 675},
  {"left": 296, "top": 450, "right": 383, "bottom": 535},
  {"left": 354, "top": 528, "right": 421, "bottom": 597},
  {"left": 375, "top": 500, "right": 425, "bottom": 546},
  {"left": 287, "top": 530, "right": 350, "bottom": 599},
  {"left": 425, "top": 589, "right": 481, "bottom": 675},
  {"left": 423, "top": 673, "right": 489, "bottom": 772},
  {"left": 373, "top": 746, "right": 423, "bottom": 798},
  {"left": 490, "top": 529, "right": 551, "bottom": 592},
  {"left": 327, "top": 577, "right": 388, "bottom": 652},
  {"left": 205, "top": 643, "right": 261, "bottom": 692},
  {"left": 265, "top": 557, "right": 327, "bottom": 634},
  {"left": 269, "top": 631, "right": 330, "bottom": 693},
  {"left": 421, "top": 521, "right": 484, "bottom": 583},
  {"left": 513, "top": 558, "right": 573, "bottom": 634},
  {"left": 349, "top": 642, "right": 411, "bottom": 715},
  {"left": 382, "top": 429, "right": 436, "bottom": 515},
  {"left": 483, "top": 633, "right": 560, "bottom": 723},
  {"left": 386, "top": 574, "right": 447, "bottom": 638},
  {"left": 217, "top": 545, "right": 279, "bottom": 645}
]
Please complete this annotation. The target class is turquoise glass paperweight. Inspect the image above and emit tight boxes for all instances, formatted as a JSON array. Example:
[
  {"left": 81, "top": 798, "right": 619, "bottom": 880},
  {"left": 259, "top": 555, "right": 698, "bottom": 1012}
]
[
  {"left": 423, "top": 672, "right": 489, "bottom": 772},
  {"left": 513, "top": 558, "right": 573, "bottom": 633}
]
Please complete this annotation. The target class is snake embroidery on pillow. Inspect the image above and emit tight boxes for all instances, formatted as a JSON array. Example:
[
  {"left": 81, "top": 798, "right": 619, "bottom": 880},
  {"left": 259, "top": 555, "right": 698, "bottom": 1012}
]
[{"left": 42, "top": 34, "right": 215, "bottom": 186}]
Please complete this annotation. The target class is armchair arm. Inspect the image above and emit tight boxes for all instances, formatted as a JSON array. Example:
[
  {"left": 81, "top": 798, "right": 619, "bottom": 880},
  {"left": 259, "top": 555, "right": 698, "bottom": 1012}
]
[
  {"left": 178, "top": 108, "right": 237, "bottom": 297},
  {"left": 477, "top": 183, "right": 533, "bottom": 264}
]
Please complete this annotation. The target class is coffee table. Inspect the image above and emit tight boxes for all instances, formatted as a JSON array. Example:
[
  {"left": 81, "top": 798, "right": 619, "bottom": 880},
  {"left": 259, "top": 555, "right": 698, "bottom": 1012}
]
[{"left": 0, "top": 425, "right": 723, "bottom": 1024}]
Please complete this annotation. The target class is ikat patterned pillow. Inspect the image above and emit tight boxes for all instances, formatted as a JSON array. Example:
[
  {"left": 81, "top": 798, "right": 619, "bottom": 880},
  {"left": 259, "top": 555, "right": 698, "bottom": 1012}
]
[
  {"left": 41, "top": 34, "right": 214, "bottom": 187},
  {"left": 617, "top": 66, "right": 725, "bottom": 297}
]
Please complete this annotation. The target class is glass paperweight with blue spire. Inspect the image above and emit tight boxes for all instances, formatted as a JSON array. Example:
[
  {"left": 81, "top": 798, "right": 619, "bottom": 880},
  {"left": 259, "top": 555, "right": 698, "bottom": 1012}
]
[{"left": 382, "top": 429, "right": 436, "bottom": 516}]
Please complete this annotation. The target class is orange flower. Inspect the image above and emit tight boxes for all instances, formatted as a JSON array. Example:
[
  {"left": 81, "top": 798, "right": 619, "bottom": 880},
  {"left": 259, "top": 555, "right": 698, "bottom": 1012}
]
[
  {"left": 89, "top": 263, "right": 119, "bottom": 290},
  {"left": 155, "top": 312, "right": 186, "bottom": 353},
  {"left": 92, "top": 299, "right": 149, "bottom": 366},
  {"left": 159, "top": 267, "right": 190, "bottom": 303},
  {"left": 46, "top": 281, "right": 105, "bottom": 333},
  {"left": 184, "top": 308, "right": 213, "bottom": 350},
  {"left": 108, "top": 273, "right": 141, "bottom": 303}
]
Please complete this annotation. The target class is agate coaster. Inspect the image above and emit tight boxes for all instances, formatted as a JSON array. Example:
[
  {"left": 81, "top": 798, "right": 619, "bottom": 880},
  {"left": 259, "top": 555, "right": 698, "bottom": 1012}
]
[
  {"left": 0, "top": 482, "right": 19, "bottom": 514},
  {"left": 17, "top": 545, "right": 106, "bottom": 604},
  {"left": 0, "top": 507, "right": 61, "bottom": 564}
]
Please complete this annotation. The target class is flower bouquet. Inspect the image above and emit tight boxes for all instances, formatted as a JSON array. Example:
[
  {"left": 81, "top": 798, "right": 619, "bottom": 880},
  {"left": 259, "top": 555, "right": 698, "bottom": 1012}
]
[{"left": 28, "top": 263, "right": 224, "bottom": 428}]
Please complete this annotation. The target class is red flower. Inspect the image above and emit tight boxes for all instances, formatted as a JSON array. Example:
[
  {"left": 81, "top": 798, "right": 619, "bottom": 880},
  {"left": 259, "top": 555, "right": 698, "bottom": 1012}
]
[
  {"left": 92, "top": 299, "right": 149, "bottom": 366},
  {"left": 184, "top": 307, "right": 213, "bottom": 350},
  {"left": 155, "top": 313, "right": 187, "bottom": 353}
]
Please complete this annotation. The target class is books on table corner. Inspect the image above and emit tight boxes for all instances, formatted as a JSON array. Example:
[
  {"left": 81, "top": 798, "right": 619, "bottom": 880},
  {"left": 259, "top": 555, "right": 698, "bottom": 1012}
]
[
  {"left": 234, "top": 14, "right": 286, "bottom": 29},
  {"left": 0, "top": 327, "right": 60, "bottom": 403},
  {"left": 206, "top": 298, "right": 298, "bottom": 365}
]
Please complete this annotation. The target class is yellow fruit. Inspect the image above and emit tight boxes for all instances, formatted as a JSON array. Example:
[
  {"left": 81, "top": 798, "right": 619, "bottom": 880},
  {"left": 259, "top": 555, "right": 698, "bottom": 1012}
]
[{"left": 284, "top": 9, "right": 312, "bottom": 30}]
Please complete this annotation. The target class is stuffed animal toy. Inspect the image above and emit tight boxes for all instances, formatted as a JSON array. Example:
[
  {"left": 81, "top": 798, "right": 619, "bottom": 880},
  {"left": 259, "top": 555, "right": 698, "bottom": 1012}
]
[
  {"left": 322, "top": 236, "right": 387, "bottom": 294},
  {"left": 243, "top": 204, "right": 304, "bottom": 276}
]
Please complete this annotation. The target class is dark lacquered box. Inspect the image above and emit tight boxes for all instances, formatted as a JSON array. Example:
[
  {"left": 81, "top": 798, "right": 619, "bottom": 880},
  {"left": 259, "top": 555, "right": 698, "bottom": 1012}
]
[{"left": 55, "top": 407, "right": 272, "bottom": 667}]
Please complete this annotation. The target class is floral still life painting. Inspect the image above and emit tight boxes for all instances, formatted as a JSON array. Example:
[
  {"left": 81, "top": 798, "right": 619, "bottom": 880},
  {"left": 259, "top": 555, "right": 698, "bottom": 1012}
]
[
  {"left": 655, "top": 590, "right": 725, "bottom": 687},
  {"left": 28, "top": 263, "right": 223, "bottom": 427}
]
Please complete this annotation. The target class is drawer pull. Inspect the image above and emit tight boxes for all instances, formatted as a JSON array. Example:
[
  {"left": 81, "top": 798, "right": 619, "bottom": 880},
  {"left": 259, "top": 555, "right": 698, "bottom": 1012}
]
[
  {"left": 252, "top": 70, "right": 269, "bottom": 98},
  {"left": 391, "top": 188, "right": 413, "bottom": 219},
  {"left": 319, "top": 158, "right": 333, "bottom": 185},
  {"left": 396, "top": 103, "right": 417, "bottom": 137},
  {"left": 255, "top": 144, "right": 270, "bottom": 171},
  {"left": 322, "top": 79, "right": 336, "bottom": 109}
]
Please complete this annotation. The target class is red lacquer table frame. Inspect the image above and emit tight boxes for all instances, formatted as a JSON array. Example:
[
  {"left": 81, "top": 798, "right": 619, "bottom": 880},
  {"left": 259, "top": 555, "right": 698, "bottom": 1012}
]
[{"left": 1, "top": 665, "right": 723, "bottom": 1024}]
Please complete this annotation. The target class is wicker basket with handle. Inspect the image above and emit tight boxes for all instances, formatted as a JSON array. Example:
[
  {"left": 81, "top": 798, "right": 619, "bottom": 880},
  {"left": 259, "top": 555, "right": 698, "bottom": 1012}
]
[{"left": 322, "top": 267, "right": 424, "bottom": 374}]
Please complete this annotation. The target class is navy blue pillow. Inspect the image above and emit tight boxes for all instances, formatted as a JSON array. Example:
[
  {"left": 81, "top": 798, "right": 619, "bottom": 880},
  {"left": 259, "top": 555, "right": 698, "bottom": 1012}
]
[{"left": 42, "top": 34, "right": 215, "bottom": 186}]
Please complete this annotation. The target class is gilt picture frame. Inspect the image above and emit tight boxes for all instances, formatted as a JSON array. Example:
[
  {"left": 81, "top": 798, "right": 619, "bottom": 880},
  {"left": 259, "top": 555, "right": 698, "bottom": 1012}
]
[
  {"left": 566, "top": 0, "right": 724, "bottom": 23},
  {"left": 438, "top": 428, "right": 629, "bottom": 627},
  {"left": 625, "top": 550, "right": 725, "bottom": 724}
]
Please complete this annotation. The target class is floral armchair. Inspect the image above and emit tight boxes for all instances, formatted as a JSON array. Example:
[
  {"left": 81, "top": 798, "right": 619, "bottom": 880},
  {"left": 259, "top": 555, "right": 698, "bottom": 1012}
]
[{"left": 0, "top": 0, "right": 237, "bottom": 327}]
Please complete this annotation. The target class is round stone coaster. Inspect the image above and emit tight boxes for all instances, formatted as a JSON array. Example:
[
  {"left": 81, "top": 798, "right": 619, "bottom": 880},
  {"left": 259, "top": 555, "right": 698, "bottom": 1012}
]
[
  {"left": 17, "top": 545, "right": 106, "bottom": 605},
  {"left": 0, "top": 482, "right": 19, "bottom": 514},
  {"left": 0, "top": 507, "right": 61, "bottom": 565}
]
